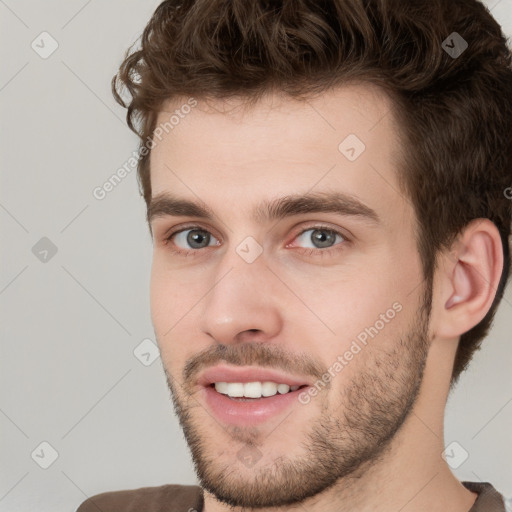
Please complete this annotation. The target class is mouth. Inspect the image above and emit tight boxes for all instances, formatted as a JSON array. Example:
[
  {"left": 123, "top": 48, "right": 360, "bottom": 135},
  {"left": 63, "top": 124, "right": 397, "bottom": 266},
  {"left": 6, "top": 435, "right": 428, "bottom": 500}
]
[
  {"left": 207, "top": 382, "right": 310, "bottom": 400},
  {"left": 201, "top": 381, "right": 312, "bottom": 427},
  {"left": 195, "top": 365, "right": 314, "bottom": 426}
]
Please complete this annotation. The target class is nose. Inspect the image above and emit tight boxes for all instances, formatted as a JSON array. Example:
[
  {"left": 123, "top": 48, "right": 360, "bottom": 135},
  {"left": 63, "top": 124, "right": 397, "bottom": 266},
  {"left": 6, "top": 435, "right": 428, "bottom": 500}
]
[{"left": 199, "top": 248, "right": 283, "bottom": 344}]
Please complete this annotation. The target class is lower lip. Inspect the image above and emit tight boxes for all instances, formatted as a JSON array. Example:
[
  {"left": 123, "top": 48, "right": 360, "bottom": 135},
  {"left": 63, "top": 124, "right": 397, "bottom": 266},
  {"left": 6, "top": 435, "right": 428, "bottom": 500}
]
[{"left": 202, "top": 385, "right": 309, "bottom": 427}]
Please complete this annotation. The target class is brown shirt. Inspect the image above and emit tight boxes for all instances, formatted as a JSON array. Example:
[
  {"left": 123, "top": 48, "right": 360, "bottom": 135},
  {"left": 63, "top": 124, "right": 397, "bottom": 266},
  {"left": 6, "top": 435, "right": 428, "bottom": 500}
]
[{"left": 76, "top": 481, "right": 506, "bottom": 512}]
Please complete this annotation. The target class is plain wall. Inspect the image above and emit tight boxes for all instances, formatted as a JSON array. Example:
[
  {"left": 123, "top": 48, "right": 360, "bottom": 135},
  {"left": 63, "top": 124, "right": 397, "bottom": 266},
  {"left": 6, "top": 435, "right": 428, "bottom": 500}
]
[{"left": 0, "top": 1, "right": 511, "bottom": 511}]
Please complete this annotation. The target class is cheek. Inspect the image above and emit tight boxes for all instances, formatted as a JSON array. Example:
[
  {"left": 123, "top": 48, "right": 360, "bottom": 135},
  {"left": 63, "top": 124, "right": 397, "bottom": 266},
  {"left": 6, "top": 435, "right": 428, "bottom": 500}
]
[
  {"left": 293, "top": 260, "right": 411, "bottom": 360},
  {"left": 149, "top": 259, "right": 209, "bottom": 363},
  {"left": 149, "top": 277, "right": 184, "bottom": 375},
  {"left": 149, "top": 261, "right": 170, "bottom": 332},
  {"left": 296, "top": 264, "right": 392, "bottom": 325},
  {"left": 149, "top": 260, "right": 188, "bottom": 345},
  {"left": 149, "top": 255, "right": 197, "bottom": 324}
]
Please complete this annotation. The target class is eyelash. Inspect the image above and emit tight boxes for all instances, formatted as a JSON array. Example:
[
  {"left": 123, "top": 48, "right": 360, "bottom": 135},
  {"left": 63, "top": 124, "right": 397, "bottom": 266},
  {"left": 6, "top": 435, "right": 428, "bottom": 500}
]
[{"left": 162, "top": 224, "right": 349, "bottom": 259}]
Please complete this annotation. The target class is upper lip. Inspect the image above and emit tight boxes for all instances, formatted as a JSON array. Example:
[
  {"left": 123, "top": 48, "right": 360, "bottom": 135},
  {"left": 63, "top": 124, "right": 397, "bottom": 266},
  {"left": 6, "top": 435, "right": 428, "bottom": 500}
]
[{"left": 197, "top": 364, "right": 313, "bottom": 387}]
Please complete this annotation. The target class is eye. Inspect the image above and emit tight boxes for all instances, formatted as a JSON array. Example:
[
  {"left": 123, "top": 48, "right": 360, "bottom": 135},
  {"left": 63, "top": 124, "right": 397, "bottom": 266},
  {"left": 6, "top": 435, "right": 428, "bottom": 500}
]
[
  {"left": 163, "top": 224, "right": 348, "bottom": 258},
  {"left": 165, "top": 226, "right": 220, "bottom": 256},
  {"left": 290, "top": 226, "right": 347, "bottom": 255}
]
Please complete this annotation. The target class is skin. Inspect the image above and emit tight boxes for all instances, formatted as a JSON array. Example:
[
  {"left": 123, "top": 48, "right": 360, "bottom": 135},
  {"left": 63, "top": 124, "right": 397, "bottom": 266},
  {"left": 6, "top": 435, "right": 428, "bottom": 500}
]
[{"left": 148, "top": 85, "right": 502, "bottom": 512}]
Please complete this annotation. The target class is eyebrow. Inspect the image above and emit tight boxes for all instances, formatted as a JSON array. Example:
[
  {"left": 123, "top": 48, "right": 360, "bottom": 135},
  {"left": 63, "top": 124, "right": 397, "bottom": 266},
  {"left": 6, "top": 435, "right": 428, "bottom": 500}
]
[{"left": 147, "top": 191, "right": 380, "bottom": 228}]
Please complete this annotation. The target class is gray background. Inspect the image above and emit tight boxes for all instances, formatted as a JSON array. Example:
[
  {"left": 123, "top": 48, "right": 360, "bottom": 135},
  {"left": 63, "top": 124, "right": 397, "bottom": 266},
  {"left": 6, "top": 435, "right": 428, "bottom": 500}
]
[{"left": 0, "top": 1, "right": 511, "bottom": 511}]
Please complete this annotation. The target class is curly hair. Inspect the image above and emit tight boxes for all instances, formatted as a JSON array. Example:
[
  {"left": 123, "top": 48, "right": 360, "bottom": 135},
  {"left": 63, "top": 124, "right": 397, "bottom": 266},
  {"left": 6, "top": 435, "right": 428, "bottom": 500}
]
[{"left": 112, "top": 0, "right": 512, "bottom": 388}]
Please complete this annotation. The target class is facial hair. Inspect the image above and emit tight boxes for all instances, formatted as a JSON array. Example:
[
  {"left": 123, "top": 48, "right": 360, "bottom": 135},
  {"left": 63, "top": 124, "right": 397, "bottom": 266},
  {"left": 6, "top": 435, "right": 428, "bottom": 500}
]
[{"left": 161, "top": 285, "right": 432, "bottom": 509}]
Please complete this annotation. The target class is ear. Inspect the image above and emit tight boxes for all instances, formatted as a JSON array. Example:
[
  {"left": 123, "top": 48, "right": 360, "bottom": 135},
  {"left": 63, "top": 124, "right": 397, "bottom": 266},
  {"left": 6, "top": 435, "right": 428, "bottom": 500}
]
[{"left": 432, "top": 218, "right": 504, "bottom": 339}]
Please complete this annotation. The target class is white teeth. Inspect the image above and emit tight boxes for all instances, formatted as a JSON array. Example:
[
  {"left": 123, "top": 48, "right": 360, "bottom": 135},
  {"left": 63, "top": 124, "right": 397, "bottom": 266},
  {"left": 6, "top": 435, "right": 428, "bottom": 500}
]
[
  {"left": 214, "top": 382, "right": 229, "bottom": 394},
  {"left": 213, "top": 381, "right": 301, "bottom": 398},
  {"left": 277, "top": 383, "right": 290, "bottom": 394},
  {"left": 261, "top": 381, "right": 277, "bottom": 397},
  {"left": 244, "top": 382, "right": 262, "bottom": 398},
  {"left": 226, "top": 382, "right": 244, "bottom": 397}
]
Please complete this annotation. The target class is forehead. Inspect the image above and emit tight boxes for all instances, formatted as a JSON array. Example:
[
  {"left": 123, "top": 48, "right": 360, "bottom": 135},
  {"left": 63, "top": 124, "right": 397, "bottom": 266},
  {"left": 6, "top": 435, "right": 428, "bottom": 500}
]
[{"left": 149, "top": 84, "right": 410, "bottom": 228}]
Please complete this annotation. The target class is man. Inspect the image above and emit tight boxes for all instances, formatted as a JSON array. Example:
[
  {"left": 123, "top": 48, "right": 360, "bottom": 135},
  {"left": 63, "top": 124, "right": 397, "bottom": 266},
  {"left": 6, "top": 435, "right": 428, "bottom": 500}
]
[{"left": 78, "top": 0, "right": 511, "bottom": 510}]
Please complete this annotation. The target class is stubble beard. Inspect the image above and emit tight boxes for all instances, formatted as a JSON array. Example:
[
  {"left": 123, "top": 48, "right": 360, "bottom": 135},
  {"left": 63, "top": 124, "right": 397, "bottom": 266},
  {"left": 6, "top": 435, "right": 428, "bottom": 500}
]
[{"left": 163, "top": 289, "right": 432, "bottom": 509}]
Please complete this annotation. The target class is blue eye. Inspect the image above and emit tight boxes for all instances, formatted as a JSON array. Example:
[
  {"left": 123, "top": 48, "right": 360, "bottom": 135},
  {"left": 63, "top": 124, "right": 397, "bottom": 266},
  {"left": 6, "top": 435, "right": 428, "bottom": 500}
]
[
  {"left": 294, "top": 227, "right": 345, "bottom": 250},
  {"left": 173, "top": 228, "right": 219, "bottom": 250},
  {"left": 168, "top": 228, "right": 220, "bottom": 255}
]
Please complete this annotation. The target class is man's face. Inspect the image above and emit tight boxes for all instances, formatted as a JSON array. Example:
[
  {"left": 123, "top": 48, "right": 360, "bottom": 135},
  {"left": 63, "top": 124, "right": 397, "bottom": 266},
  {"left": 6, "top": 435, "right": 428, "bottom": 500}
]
[{"left": 149, "top": 85, "right": 433, "bottom": 508}]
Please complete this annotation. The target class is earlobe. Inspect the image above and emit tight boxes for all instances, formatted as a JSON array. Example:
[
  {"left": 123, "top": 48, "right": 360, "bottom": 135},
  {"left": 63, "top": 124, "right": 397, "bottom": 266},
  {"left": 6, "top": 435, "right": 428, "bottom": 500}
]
[{"left": 435, "top": 219, "right": 503, "bottom": 339}]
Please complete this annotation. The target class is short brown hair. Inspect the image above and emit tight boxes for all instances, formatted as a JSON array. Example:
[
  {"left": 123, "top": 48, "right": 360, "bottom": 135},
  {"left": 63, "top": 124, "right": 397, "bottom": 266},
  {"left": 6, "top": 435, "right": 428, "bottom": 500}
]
[{"left": 112, "top": 0, "right": 512, "bottom": 387}]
